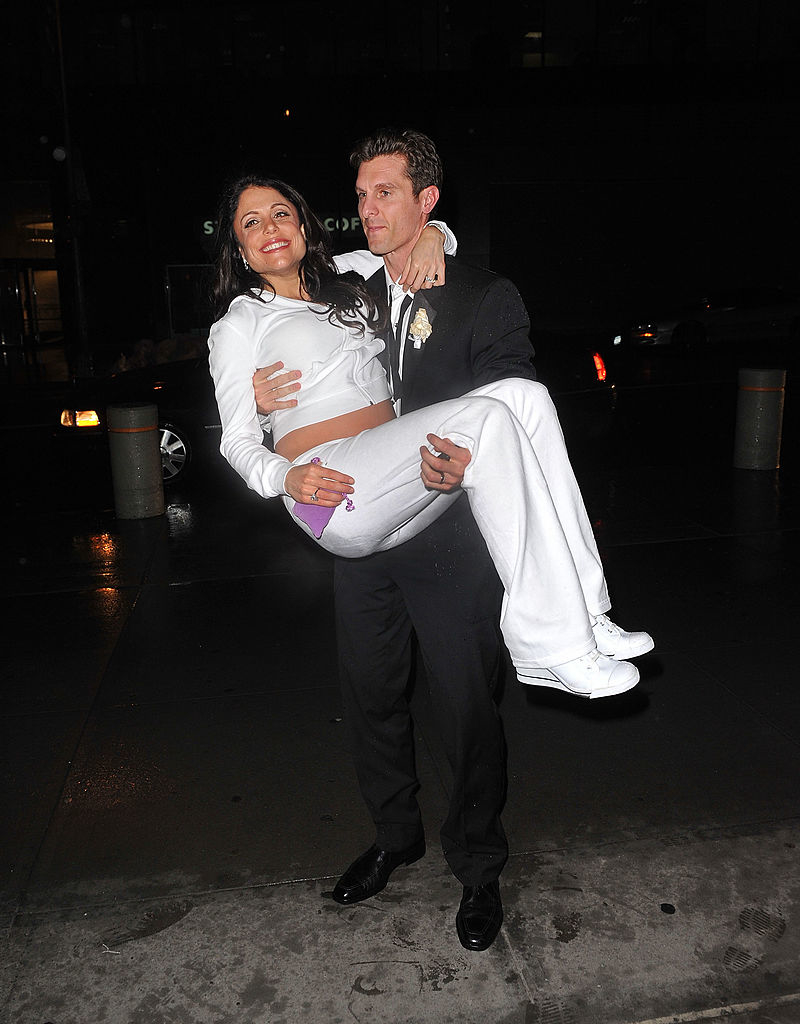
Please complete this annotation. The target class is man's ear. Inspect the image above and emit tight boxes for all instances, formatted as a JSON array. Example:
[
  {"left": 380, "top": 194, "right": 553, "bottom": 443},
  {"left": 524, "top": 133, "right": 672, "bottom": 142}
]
[
  {"left": 301, "top": 223, "right": 306, "bottom": 237},
  {"left": 421, "top": 186, "right": 440, "bottom": 215}
]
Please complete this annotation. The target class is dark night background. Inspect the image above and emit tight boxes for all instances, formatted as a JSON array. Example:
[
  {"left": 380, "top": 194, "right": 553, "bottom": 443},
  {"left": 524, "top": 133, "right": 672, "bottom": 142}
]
[
  {"left": 2, "top": 0, "right": 800, "bottom": 377},
  {"left": 5, "top": 9, "right": 800, "bottom": 1016}
]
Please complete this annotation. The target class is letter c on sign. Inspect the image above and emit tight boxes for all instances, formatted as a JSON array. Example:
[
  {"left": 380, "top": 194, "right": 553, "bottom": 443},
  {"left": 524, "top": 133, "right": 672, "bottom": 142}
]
[{"left": 321, "top": 216, "right": 361, "bottom": 232}]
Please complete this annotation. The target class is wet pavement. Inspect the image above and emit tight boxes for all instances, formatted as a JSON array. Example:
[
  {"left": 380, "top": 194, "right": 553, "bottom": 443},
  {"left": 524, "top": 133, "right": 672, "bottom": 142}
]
[{"left": 2, "top": 378, "right": 800, "bottom": 1024}]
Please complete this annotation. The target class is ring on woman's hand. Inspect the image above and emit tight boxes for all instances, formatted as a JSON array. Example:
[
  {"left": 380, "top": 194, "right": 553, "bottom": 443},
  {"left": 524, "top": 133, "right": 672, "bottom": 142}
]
[
  {"left": 424, "top": 275, "right": 434, "bottom": 283},
  {"left": 310, "top": 489, "right": 319, "bottom": 502},
  {"left": 439, "top": 471, "right": 445, "bottom": 484}
]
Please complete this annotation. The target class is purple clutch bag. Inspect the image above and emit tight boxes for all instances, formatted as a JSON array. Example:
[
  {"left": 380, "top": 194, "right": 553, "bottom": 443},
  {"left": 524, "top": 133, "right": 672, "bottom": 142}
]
[{"left": 292, "top": 500, "right": 335, "bottom": 539}]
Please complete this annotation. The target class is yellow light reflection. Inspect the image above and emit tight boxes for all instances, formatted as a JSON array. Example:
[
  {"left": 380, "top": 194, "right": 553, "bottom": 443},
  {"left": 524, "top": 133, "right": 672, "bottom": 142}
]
[
  {"left": 88, "top": 532, "right": 118, "bottom": 562},
  {"left": 91, "top": 586, "right": 126, "bottom": 617}
]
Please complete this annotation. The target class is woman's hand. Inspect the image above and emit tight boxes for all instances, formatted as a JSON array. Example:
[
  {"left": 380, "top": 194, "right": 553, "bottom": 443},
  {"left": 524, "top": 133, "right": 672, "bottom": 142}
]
[
  {"left": 285, "top": 462, "right": 355, "bottom": 506},
  {"left": 253, "top": 361, "right": 302, "bottom": 415},
  {"left": 397, "top": 224, "right": 446, "bottom": 292}
]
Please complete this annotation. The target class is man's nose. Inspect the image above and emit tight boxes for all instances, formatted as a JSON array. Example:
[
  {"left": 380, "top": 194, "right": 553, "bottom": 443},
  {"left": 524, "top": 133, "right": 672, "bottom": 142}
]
[{"left": 359, "top": 196, "right": 377, "bottom": 219}]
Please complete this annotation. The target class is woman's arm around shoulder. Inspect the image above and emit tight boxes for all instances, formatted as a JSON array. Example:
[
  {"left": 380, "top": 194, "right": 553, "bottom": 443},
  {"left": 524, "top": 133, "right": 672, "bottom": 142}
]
[{"left": 332, "top": 221, "right": 457, "bottom": 282}]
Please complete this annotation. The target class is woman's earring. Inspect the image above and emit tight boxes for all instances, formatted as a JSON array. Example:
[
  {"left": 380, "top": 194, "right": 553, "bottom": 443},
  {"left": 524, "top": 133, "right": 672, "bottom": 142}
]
[{"left": 241, "top": 254, "right": 251, "bottom": 271}]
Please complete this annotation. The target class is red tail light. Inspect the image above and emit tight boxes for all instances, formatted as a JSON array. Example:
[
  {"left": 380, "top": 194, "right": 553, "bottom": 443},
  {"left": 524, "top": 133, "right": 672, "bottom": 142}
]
[{"left": 592, "top": 351, "right": 607, "bottom": 382}]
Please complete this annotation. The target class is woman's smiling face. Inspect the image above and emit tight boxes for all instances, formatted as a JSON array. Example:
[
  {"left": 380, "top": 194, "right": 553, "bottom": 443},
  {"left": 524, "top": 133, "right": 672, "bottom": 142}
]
[{"left": 234, "top": 186, "right": 307, "bottom": 290}]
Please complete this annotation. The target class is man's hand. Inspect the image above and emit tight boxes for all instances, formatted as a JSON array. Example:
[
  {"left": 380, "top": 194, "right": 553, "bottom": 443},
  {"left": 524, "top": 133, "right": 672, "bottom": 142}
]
[
  {"left": 253, "top": 361, "right": 302, "bottom": 415},
  {"left": 284, "top": 462, "right": 354, "bottom": 506},
  {"left": 397, "top": 224, "right": 446, "bottom": 293},
  {"left": 419, "top": 433, "right": 471, "bottom": 492}
]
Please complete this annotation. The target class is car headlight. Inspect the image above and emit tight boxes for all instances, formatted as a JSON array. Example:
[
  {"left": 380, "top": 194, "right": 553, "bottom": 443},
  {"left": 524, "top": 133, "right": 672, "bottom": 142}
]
[{"left": 60, "top": 409, "right": 101, "bottom": 427}]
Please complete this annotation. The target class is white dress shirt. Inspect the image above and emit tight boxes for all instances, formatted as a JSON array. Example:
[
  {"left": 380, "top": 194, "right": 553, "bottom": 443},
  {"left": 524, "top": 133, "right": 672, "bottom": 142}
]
[{"left": 380, "top": 220, "right": 455, "bottom": 413}]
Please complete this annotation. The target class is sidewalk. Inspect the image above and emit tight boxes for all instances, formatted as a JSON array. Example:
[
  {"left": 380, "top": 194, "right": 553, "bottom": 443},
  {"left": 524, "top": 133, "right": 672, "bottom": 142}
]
[{"left": 2, "top": 384, "right": 799, "bottom": 1023}]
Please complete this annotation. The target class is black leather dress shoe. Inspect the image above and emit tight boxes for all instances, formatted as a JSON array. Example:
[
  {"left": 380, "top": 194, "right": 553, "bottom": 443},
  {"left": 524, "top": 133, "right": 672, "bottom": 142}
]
[
  {"left": 332, "top": 839, "right": 426, "bottom": 905},
  {"left": 455, "top": 879, "right": 503, "bottom": 951}
]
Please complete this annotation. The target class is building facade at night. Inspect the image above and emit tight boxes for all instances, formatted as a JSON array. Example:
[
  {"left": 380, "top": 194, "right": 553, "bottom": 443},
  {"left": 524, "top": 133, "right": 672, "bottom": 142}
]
[{"left": 2, "top": 0, "right": 798, "bottom": 378}]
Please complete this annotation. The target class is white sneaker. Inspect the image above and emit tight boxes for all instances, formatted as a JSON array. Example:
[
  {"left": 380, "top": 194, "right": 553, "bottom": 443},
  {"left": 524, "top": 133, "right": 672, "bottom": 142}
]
[
  {"left": 519, "top": 650, "right": 639, "bottom": 699},
  {"left": 592, "top": 614, "right": 654, "bottom": 661}
]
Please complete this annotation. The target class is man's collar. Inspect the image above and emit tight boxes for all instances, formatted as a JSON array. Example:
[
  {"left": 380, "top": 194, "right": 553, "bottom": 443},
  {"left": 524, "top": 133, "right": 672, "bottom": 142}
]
[{"left": 384, "top": 265, "right": 406, "bottom": 298}]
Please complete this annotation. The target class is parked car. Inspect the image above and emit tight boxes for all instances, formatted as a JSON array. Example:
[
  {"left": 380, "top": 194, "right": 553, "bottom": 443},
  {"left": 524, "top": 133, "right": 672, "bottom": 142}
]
[
  {"left": 614, "top": 286, "right": 800, "bottom": 351},
  {"left": 58, "top": 334, "right": 616, "bottom": 484},
  {"left": 58, "top": 356, "right": 221, "bottom": 484},
  {"left": 608, "top": 285, "right": 800, "bottom": 388}
]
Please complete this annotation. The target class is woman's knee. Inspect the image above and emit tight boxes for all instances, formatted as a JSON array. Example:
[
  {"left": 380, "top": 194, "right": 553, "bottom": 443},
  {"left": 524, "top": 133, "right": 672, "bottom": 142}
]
[
  {"left": 491, "top": 376, "right": 551, "bottom": 406},
  {"left": 438, "top": 397, "right": 515, "bottom": 454},
  {"left": 475, "top": 395, "right": 521, "bottom": 432},
  {"left": 468, "top": 394, "right": 516, "bottom": 419},
  {"left": 490, "top": 377, "right": 559, "bottom": 430}
]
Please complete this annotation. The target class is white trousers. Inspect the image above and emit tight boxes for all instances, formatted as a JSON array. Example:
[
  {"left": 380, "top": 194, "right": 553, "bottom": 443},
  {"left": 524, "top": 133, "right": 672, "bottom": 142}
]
[{"left": 284, "top": 378, "right": 611, "bottom": 671}]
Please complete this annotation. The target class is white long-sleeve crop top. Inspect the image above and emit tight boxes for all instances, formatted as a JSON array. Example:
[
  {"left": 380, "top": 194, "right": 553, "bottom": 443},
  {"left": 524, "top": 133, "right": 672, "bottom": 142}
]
[{"left": 208, "top": 291, "right": 390, "bottom": 499}]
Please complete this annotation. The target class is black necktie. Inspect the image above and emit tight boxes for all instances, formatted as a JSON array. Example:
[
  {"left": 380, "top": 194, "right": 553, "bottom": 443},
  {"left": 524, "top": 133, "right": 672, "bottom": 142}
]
[{"left": 389, "top": 293, "right": 413, "bottom": 402}]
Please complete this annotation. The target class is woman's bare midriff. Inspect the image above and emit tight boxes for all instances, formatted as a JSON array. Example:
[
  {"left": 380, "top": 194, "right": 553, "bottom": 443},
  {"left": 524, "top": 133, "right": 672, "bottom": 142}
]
[{"left": 275, "top": 400, "right": 395, "bottom": 462}]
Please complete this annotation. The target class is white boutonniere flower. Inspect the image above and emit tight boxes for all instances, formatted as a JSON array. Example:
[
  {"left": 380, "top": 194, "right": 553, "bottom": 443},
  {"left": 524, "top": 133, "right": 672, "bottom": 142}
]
[{"left": 408, "top": 308, "right": 433, "bottom": 349}]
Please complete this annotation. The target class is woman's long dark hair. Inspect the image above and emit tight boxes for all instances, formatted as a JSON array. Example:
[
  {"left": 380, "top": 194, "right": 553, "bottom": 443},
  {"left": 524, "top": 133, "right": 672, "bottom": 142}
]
[{"left": 211, "top": 174, "right": 385, "bottom": 333}]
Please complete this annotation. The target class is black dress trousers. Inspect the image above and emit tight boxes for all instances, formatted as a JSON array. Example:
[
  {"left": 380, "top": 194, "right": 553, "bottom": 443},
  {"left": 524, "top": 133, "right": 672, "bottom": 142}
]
[{"left": 334, "top": 495, "right": 509, "bottom": 887}]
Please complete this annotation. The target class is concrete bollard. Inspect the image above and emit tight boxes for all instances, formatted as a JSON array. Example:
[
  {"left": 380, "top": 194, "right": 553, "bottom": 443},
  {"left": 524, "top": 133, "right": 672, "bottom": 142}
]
[
  {"left": 107, "top": 403, "right": 165, "bottom": 518},
  {"left": 732, "top": 368, "right": 786, "bottom": 471}
]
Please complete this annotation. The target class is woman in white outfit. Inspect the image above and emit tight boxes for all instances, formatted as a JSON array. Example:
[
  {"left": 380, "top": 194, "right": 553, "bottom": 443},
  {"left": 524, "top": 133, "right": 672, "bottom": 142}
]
[{"left": 208, "top": 175, "right": 654, "bottom": 699}]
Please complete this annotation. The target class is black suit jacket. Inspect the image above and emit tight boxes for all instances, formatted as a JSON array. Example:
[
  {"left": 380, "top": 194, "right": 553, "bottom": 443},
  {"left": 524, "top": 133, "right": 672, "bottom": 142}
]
[
  {"left": 360, "top": 254, "right": 537, "bottom": 553},
  {"left": 366, "top": 255, "right": 537, "bottom": 415}
]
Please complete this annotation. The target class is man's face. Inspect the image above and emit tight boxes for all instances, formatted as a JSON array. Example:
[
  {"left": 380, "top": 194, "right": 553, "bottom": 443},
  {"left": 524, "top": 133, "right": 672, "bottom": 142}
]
[{"left": 355, "top": 154, "right": 437, "bottom": 260}]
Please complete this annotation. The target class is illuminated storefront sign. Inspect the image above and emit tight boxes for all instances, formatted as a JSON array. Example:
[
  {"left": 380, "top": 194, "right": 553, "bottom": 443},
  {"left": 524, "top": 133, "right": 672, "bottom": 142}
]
[{"left": 201, "top": 216, "right": 362, "bottom": 236}]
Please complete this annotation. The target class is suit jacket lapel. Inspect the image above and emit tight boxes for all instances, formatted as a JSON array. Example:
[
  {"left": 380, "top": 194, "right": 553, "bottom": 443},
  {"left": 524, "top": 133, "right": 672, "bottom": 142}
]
[
  {"left": 366, "top": 267, "right": 390, "bottom": 375},
  {"left": 365, "top": 268, "right": 439, "bottom": 403},
  {"left": 365, "top": 267, "right": 386, "bottom": 301}
]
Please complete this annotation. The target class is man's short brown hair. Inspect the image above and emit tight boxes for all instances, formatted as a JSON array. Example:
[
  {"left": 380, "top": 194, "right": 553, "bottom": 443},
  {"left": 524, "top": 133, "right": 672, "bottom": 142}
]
[{"left": 349, "top": 128, "right": 443, "bottom": 196}]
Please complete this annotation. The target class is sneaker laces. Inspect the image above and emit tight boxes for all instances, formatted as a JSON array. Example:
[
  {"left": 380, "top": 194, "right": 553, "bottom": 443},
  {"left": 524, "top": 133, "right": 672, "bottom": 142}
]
[
  {"left": 556, "top": 649, "right": 600, "bottom": 672},
  {"left": 594, "top": 614, "right": 619, "bottom": 635}
]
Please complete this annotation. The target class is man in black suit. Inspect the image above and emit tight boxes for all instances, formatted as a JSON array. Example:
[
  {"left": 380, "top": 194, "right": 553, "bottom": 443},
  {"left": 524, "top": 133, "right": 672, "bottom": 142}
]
[
  {"left": 334, "top": 128, "right": 535, "bottom": 953},
  {"left": 254, "top": 129, "right": 648, "bottom": 951}
]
